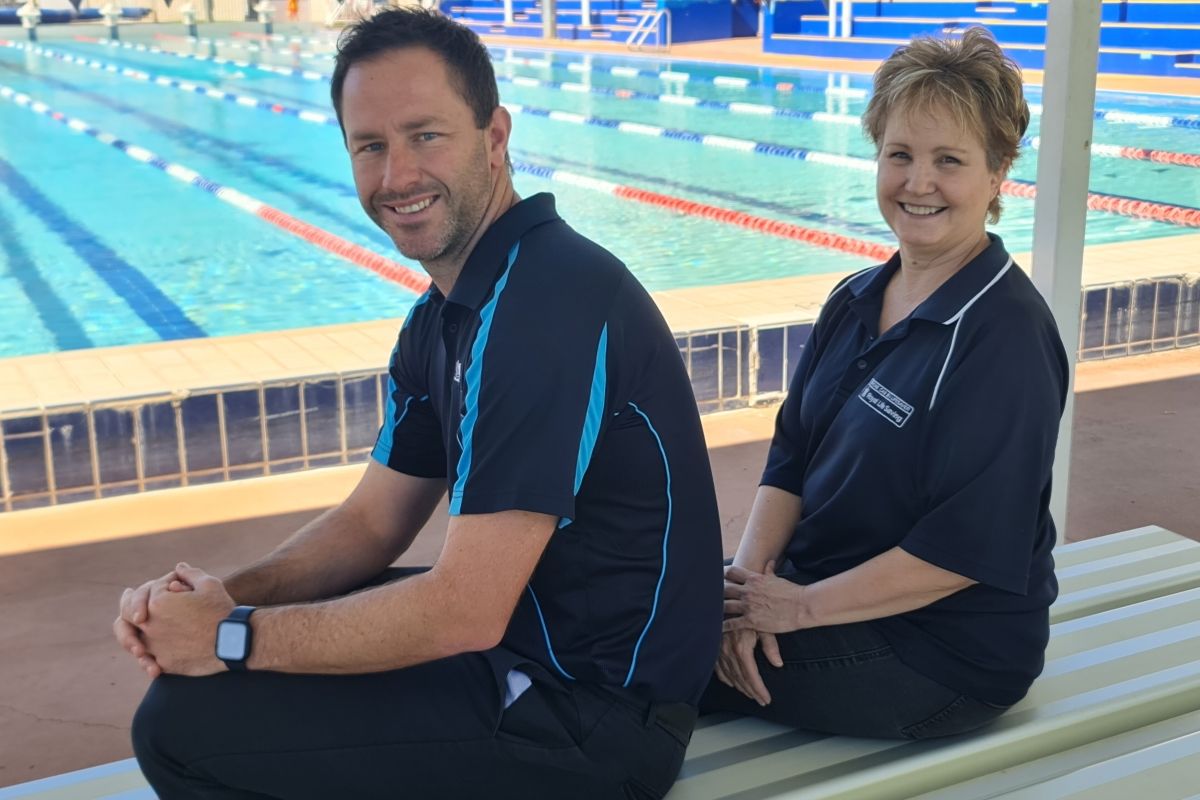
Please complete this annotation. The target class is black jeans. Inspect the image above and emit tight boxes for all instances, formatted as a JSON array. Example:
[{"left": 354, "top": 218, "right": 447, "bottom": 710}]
[
  {"left": 132, "top": 569, "right": 696, "bottom": 799},
  {"left": 699, "top": 621, "right": 1009, "bottom": 739}
]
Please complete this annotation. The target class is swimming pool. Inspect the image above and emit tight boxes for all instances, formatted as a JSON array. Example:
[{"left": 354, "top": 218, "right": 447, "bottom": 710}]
[{"left": 2, "top": 26, "right": 1200, "bottom": 358}]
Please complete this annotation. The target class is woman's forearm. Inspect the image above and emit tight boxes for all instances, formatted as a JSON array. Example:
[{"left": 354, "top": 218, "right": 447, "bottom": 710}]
[
  {"left": 732, "top": 485, "right": 803, "bottom": 572},
  {"left": 799, "top": 547, "right": 976, "bottom": 628}
]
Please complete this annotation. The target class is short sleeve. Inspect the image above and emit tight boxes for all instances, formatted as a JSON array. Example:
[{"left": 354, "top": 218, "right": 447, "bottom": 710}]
[
  {"left": 371, "top": 338, "right": 446, "bottom": 479},
  {"left": 901, "top": 315, "right": 1067, "bottom": 594},
  {"left": 449, "top": 277, "right": 610, "bottom": 521}
]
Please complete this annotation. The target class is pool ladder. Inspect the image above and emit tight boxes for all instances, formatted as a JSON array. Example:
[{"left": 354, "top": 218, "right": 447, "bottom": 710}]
[{"left": 628, "top": 8, "right": 670, "bottom": 52}]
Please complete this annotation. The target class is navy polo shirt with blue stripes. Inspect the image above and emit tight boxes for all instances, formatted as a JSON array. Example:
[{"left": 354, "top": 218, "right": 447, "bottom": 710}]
[
  {"left": 763, "top": 235, "right": 1068, "bottom": 707},
  {"left": 371, "top": 193, "right": 723, "bottom": 705}
]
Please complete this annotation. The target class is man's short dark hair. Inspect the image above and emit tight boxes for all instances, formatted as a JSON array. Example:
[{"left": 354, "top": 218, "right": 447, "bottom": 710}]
[{"left": 330, "top": 8, "right": 499, "bottom": 133}]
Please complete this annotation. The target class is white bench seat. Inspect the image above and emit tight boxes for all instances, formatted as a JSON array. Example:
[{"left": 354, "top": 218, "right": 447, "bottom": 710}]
[{"left": 3, "top": 528, "right": 1198, "bottom": 800}]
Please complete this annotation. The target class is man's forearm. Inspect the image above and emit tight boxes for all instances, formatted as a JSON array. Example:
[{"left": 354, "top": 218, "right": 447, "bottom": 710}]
[
  {"left": 224, "top": 504, "right": 403, "bottom": 606},
  {"left": 246, "top": 566, "right": 497, "bottom": 673}
]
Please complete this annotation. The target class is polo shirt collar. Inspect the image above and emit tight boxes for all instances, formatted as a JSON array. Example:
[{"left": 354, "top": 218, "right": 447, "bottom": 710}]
[
  {"left": 445, "top": 192, "right": 560, "bottom": 310},
  {"left": 847, "top": 233, "right": 1011, "bottom": 327}
]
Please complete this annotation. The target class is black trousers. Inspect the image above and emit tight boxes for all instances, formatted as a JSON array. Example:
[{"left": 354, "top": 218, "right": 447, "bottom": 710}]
[
  {"left": 131, "top": 568, "right": 694, "bottom": 800},
  {"left": 699, "top": 620, "right": 1009, "bottom": 739}
]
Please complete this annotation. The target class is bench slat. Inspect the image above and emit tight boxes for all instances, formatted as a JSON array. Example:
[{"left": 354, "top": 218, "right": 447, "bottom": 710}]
[
  {"left": 0, "top": 760, "right": 145, "bottom": 800},
  {"left": 913, "top": 710, "right": 1200, "bottom": 799},
  {"left": 993, "top": 730, "right": 1200, "bottom": 799},
  {"left": 1053, "top": 526, "right": 1177, "bottom": 565}
]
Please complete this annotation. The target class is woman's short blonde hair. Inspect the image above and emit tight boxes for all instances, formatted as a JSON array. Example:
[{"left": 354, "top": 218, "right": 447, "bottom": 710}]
[{"left": 862, "top": 27, "right": 1030, "bottom": 223}]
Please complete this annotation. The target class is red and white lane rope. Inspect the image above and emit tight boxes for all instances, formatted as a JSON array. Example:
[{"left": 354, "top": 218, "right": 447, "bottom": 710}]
[{"left": 0, "top": 84, "right": 429, "bottom": 294}]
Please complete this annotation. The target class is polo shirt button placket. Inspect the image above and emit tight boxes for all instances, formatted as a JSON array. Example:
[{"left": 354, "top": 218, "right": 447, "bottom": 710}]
[{"left": 856, "top": 359, "right": 868, "bottom": 370}]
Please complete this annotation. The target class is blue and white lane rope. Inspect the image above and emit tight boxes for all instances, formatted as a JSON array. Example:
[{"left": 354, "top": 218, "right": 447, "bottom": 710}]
[
  {"left": 0, "top": 84, "right": 429, "bottom": 293},
  {"left": 17, "top": 40, "right": 1200, "bottom": 178},
  {"left": 492, "top": 49, "right": 869, "bottom": 97},
  {"left": 56, "top": 37, "right": 1200, "bottom": 146},
  {"left": 2, "top": 41, "right": 337, "bottom": 122},
  {"left": 71, "top": 33, "right": 1200, "bottom": 131},
  {"left": 15, "top": 40, "right": 1200, "bottom": 227}
]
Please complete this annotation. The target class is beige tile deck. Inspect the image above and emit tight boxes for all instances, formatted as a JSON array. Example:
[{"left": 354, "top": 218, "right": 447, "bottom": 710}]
[{"left": 1, "top": 231, "right": 1196, "bottom": 415}]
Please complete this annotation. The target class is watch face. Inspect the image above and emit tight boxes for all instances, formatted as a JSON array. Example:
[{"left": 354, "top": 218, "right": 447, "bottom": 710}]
[{"left": 215, "top": 621, "right": 249, "bottom": 661}]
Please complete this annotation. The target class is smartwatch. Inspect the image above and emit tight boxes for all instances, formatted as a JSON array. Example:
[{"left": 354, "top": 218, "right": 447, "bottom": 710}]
[{"left": 215, "top": 605, "right": 257, "bottom": 671}]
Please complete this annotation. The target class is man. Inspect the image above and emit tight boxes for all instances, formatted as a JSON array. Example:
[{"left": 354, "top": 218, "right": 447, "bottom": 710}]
[{"left": 114, "top": 8, "right": 722, "bottom": 799}]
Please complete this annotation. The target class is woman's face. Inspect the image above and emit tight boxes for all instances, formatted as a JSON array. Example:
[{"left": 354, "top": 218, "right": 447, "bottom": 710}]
[{"left": 876, "top": 104, "right": 1004, "bottom": 260}]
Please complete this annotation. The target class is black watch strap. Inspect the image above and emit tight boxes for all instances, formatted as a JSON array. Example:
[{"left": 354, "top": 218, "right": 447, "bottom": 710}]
[{"left": 216, "top": 605, "right": 257, "bottom": 671}]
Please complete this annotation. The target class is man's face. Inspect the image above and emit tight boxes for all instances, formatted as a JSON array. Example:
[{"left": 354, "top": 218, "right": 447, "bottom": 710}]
[{"left": 341, "top": 47, "right": 505, "bottom": 270}]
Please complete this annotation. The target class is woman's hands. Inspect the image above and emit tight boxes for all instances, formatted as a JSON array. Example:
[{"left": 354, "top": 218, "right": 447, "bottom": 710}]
[
  {"left": 723, "top": 561, "right": 810, "bottom": 634},
  {"left": 714, "top": 628, "right": 782, "bottom": 706},
  {"left": 716, "top": 560, "right": 805, "bottom": 705}
]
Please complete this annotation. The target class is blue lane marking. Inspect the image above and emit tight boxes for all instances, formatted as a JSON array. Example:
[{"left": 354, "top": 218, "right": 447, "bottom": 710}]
[
  {"left": 0, "top": 157, "right": 206, "bottom": 342},
  {"left": 0, "top": 759, "right": 142, "bottom": 799},
  {"left": 0, "top": 201, "right": 94, "bottom": 350},
  {"left": 527, "top": 585, "right": 577, "bottom": 681},
  {"left": 510, "top": 148, "right": 896, "bottom": 241},
  {"left": 0, "top": 61, "right": 382, "bottom": 245},
  {"left": 623, "top": 401, "right": 673, "bottom": 688},
  {"left": 449, "top": 242, "right": 520, "bottom": 515}
]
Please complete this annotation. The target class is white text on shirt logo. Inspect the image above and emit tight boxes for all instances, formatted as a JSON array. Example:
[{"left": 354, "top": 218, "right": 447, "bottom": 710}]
[
  {"left": 858, "top": 378, "right": 914, "bottom": 428},
  {"left": 454, "top": 360, "right": 462, "bottom": 384}
]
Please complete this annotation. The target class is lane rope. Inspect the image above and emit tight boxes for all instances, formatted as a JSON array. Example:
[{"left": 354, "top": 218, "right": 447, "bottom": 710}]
[
  {"left": 70, "top": 32, "right": 1200, "bottom": 131},
  {"left": 0, "top": 48, "right": 896, "bottom": 261},
  {"left": 0, "top": 83, "right": 429, "bottom": 294},
  {"left": 53, "top": 37, "right": 1200, "bottom": 169},
  {"left": 11, "top": 39, "right": 1200, "bottom": 230}
]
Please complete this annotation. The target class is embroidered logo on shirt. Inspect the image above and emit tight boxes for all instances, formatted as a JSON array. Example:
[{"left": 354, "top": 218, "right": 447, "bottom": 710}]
[
  {"left": 453, "top": 360, "right": 462, "bottom": 384},
  {"left": 858, "top": 378, "right": 914, "bottom": 428}
]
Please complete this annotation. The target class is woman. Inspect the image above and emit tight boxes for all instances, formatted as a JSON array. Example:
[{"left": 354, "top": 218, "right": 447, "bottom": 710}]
[{"left": 701, "top": 28, "right": 1068, "bottom": 740}]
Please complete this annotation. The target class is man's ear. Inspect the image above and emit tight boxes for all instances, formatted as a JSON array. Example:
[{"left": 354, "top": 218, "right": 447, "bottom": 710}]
[{"left": 487, "top": 106, "right": 513, "bottom": 170}]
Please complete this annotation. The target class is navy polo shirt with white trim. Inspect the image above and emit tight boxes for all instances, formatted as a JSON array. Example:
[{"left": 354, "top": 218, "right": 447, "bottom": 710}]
[
  {"left": 372, "top": 193, "right": 723, "bottom": 705},
  {"left": 763, "top": 235, "right": 1068, "bottom": 706}
]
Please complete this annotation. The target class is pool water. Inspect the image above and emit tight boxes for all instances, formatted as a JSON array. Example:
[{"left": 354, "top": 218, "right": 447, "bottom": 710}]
[{"left": 1, "top": 28, "right": 1199, "bottom": 358}]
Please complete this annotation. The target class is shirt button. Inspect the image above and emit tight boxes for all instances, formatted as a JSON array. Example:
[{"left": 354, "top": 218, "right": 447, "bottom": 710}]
[
  {"left": 448, "top": 323, "right": 458, "bottom": 333},
  {"left": 856, "top": 359, "right": 868, "bottom": 370}
]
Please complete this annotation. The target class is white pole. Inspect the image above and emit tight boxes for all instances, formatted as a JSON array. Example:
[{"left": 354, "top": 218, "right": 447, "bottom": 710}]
[
  {"left": 827, "top": 0, "right": 836, "bottom": 39},
  {"left": 1029, "top": 0, "right": 1102, "bottom": 544},
  {"left": 581, "top": 0, "right": 590, "bottom": 27},
  {"left": 503, "top": 0, "right": 513, "bottom": 25},
  {"left": 840, "top": 0, "right": 851, "bottom": 38}
]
